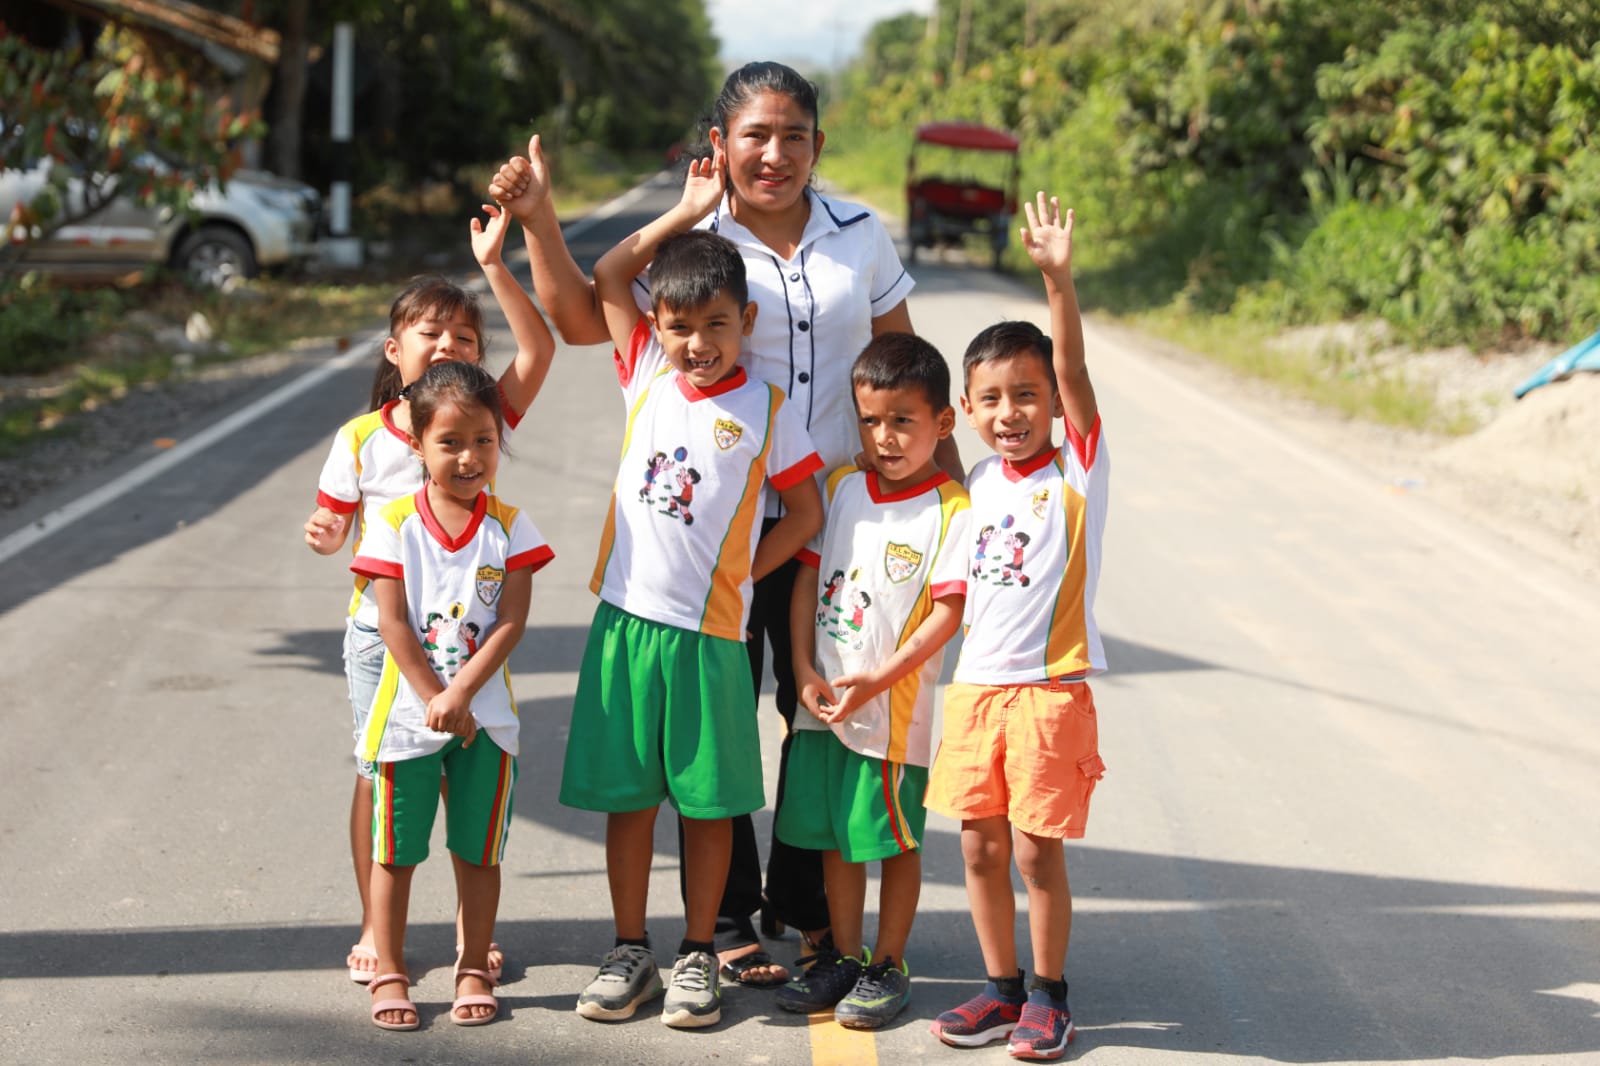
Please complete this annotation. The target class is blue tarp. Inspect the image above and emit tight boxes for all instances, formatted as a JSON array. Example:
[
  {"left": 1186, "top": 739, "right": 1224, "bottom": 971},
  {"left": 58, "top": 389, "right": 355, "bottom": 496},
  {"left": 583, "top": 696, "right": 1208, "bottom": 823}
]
[{"left": 1514, "top": 329, "right": 1600, "bottom": 398}]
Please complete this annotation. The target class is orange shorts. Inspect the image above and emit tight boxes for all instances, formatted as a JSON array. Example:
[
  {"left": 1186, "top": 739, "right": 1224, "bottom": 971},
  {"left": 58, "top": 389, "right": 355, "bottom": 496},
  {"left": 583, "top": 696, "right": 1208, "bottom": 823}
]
[{"left": 925, "top": 680, "right": 1105, "bottom": 839}]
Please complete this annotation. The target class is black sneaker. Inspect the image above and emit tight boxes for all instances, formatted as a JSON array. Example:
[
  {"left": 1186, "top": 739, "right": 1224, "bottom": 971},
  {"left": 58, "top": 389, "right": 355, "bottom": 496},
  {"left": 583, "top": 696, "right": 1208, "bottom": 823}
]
[
  {"left": 775, "top": 940, "right": 868, "bottom": 1014},
  {"left": 834, "top": 956, "right": 910, "bottom": 1029}
]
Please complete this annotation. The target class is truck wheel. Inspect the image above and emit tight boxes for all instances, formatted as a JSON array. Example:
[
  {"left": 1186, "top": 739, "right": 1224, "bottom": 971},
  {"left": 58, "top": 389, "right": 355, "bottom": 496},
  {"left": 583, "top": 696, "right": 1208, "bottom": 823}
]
[{"left": 174, "top": 226, "right": 257, "bottom": 288}]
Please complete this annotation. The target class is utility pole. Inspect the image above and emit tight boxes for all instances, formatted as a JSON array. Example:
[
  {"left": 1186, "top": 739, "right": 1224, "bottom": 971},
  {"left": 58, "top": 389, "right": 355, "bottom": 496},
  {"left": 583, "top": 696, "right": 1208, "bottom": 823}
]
[{"left": 323, "top": 21, "right": 363, "bottom": 267}]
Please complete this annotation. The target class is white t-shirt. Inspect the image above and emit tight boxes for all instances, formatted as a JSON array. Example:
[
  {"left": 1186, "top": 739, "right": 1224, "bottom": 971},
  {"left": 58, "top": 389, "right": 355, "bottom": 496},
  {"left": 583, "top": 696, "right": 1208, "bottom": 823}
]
[
  {"left": 954, "top": 419, "right": 1110, "bottom": 685},
  {"left": 315, "top": 395, "right": 524, "bottom": 626},
  {"left": 795, "top": 466, "right": 971, "bottom": 766},
  {"left": 634, "top": 188, "right": 915, "bottom": 509},
  {"left": 351, "top": 489, "right": 553, "bottom": 761},
  {"left": 590, "top": 317, "right": 822, "bottom": 642}
]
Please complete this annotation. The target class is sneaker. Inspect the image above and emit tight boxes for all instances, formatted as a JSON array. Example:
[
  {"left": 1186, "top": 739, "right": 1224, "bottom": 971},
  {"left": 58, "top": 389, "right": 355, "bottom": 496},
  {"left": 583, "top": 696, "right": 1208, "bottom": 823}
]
[
  {"left": 929, "top": 981, "right": 1025, "bottom": 1047},
  {"left": 575, "top": 944, "right": 663, "bottom": 1021},
  {"left": 660, "top": 950, "right": 722, "bottom": 1028},
  {"left": 775, "top": 939, "right": 868, "bottom": 1014},
  {"left": 1007, "top": 988, "right": 1075, "bottom": 1060},
  {"left": 834, "top": 956, "right": 911, "bottom": 1030}
]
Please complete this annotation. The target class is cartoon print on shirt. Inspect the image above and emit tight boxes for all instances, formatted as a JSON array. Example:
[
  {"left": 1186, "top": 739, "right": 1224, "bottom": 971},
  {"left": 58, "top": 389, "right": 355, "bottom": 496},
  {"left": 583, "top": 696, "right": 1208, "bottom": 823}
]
[
  {"left": 820, "top": 567, "right": 871, "bottom": 650},
  {"left": 998, "top": 530, "right": 1031, "bottom": 587},
  {"left": 817, "top": 568, "right": 846, "bottom": 626},
  {"left": 663, "top": 465, "right": 701, "bottom": 525},
  {"left": 972, "top": 524, "right": 996, "bottom": 579},
  {"left": 639, "top": 451, "right": 673, "bottom": 502},
  {"left": 974, "top": 514, "right": 1032, "bottom": 587},
  {"left": 421, "top": 602, "right": 480, "bottom": 673}
]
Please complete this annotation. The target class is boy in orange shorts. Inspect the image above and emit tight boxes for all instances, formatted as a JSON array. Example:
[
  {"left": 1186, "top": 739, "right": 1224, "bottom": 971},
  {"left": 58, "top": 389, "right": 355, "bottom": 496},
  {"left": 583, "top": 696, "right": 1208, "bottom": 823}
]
[{"left": 924, "top": 193, "right": 1108, "bottom": 1061}]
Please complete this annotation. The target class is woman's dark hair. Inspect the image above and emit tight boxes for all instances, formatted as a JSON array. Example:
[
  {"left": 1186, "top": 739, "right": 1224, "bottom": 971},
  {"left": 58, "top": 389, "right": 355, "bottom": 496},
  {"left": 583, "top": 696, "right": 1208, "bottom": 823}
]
[
  {"left": 852, "top": 332, "right": 951, "bottom": 411},
  {"left": 710, "top": 61, "right": 820, "bottom": 137},
  {"left": 961, "top": 321, "right": 1053, "bottom": 391},
  {"left": 650, "top": 230, "right": 749, "bottom": 312},
  {"left": 368, "top": 276, "right": 487, "bottom": 410},
  {"left": 405, "top": 360, "right": 504, "bottom": 445}
]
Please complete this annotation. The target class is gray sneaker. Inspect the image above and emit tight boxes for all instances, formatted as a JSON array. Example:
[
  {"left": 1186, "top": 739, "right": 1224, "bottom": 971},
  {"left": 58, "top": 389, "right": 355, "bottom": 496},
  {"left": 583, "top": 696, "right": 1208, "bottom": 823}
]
[
  {"left": 575, "top": 944, "right": 663, "bottom": 1021},
  {"left": 660, "top": 950, "right": 721, "bottom": 1028},
  {"left": 834, "top": 956, "right": 911, "bottom": 1029}
]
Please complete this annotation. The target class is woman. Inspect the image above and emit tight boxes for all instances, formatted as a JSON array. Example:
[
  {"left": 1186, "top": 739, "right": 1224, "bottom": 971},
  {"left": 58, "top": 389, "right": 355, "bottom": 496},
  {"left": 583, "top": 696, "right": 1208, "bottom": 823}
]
[{"left": 492, "top": 60, "right": 959, "bottom": 986}]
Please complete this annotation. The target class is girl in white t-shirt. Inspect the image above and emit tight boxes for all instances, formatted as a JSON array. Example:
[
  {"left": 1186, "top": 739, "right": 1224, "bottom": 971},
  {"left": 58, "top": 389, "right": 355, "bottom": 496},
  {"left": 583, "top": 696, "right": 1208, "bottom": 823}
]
[
  {"left": 302, "top": 205, "right": 554, "bottom": 986},
  {"left": 351, "top": 360, "right": 551, "bottom": 1028}
]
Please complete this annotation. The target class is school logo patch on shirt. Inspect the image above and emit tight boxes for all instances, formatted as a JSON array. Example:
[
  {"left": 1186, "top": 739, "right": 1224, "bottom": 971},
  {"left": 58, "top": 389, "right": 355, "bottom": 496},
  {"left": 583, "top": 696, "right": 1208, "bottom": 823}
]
[
  {"left": 884, "top": 542, "right": 923, "bottom": 583},
  {"left": 713, "top": 418, "right": 744, "bottom": 450},
  {"left": 476, "top": 565, "right": 505, "bottom": 606},
  {"left": 1031, "top": 488, "right": 1052, "bottom": 520}
]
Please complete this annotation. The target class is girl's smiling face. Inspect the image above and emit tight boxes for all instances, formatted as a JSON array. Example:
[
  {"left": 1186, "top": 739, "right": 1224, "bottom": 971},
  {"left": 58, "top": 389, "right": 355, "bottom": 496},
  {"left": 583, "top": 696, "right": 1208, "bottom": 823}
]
[
  {"left": 710, "top": 90, "right": 824, "bottom": 216},
  {"left": 385, "top": 310, "right": 483, "bottom": 388},
  {"left": 412, "top": 400, "right": 500, "bottom": 509}
]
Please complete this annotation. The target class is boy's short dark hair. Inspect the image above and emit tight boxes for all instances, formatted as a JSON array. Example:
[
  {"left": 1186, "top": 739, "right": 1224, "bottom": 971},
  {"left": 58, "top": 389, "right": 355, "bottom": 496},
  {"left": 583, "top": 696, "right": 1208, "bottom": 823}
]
[
  {"left": 851, "top": 332, "right": 951, "bottom": 411},
  {"left": 650, "top": 230, "right": 748, "bottom": 313},
  {"left": 962, "top": 321, "right": 1053, "bottom": 391}
]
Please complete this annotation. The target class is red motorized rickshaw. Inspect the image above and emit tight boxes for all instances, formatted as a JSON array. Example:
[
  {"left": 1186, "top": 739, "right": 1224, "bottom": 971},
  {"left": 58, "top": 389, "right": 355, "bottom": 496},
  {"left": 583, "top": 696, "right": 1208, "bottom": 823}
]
[{"left": 905, "top": 122, "right": 1021, "bottom": 271}]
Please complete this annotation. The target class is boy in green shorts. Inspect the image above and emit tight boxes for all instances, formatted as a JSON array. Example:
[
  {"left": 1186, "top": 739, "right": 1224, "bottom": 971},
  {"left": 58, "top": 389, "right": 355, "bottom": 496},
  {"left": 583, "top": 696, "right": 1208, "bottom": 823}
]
[
  {"left": 775, "top": 332, "right": 971, "bottom": 1028},
  {"left": 556, "top": 153, "right": 824, "bottom": 1028}
]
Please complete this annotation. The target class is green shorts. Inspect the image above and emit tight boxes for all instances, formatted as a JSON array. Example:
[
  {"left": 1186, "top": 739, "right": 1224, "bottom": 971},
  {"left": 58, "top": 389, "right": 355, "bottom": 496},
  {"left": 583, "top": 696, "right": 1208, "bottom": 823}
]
[
  {"left": 560, "top": 600, "right": 763, "bottom": 819},
  {"left": 775, "top": 728, "right": 927, "bottom": 863},
  {"left": 372, "top": 735, "right": 516, "bottom": 868}
]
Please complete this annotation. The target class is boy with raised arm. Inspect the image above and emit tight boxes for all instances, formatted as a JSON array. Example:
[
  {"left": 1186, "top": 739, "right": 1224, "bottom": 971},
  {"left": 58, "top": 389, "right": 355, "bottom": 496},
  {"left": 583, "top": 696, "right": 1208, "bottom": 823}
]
[
  {"left": 555, "top": 154, "right": 824, "bottom": 1029},
  {"left": 925, "top": 195, "right": 1108, "bottom": 1061}
]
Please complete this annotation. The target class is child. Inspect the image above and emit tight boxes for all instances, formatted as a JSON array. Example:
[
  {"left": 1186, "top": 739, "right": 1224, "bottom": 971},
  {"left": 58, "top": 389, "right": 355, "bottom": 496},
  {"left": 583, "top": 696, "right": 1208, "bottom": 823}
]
[
  {"left": 555, "top": 154, "right": 824, "bottom": 1029},
  {"left": 775, "top": 332, "right": 970, "bottom": 1029},
  {"left": 925, "top": 194, "right": 1107, "bottom": 1061},
  {"left": 303, "top": 204, "right": 554, "bottom": 985},
  {"left": 351, "top": 360, "right": 554, "bottom": 1029}
]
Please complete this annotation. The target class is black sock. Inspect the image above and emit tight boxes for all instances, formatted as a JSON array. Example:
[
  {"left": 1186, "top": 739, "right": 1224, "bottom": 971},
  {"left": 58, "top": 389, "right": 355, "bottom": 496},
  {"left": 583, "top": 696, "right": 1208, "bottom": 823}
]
[
  {"left": 1030, "top": 974, "right": 1068, "bottom": 1003},
  {"left": 678, "top": 938, "right": 715, "bottom": 958},
  {"left": 990, "top": 970, "right": 1026, "bottom": 999},
  {"left": 615, "top": 935, "right": 649, "bottom": 950}
]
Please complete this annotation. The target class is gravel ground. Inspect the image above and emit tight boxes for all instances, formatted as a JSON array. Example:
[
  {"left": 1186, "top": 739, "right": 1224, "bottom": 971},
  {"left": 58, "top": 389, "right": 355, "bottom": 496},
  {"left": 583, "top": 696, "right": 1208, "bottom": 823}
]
[{"left": 5, "top": 321, "right": 1596, "bottom": 581}]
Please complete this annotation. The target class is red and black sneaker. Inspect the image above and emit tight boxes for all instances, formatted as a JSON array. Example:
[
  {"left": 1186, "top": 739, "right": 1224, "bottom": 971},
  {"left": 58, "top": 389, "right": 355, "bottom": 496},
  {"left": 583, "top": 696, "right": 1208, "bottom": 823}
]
[
  {"left": 929, "top": 981, "right": 1026, "bottom": 1047},
  {"left": 1007, "top": 988, "right": 1075, "bottom": 1060}
]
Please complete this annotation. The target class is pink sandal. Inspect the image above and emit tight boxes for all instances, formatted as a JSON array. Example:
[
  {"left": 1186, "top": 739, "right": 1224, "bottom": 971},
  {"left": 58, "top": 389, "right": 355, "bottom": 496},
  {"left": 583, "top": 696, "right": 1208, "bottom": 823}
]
[
  {"left": 348, "top": 944, "right": 378, "bottom": 984},
  {"left": 451, "top": 968, "right": 499, "bottom": 1027},
  {"left": 456, "top": 941, "right": 504, "bottom": 983},
  {"left": 369, "top": 973, "right": 419, "bottom": 1031}
]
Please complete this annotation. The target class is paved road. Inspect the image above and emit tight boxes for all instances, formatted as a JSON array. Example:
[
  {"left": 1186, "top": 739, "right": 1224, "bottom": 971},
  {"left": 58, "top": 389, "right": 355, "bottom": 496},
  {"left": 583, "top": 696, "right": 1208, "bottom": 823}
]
[{"left": 3, "top": 174, "right": 1599, "bottom": 1065}]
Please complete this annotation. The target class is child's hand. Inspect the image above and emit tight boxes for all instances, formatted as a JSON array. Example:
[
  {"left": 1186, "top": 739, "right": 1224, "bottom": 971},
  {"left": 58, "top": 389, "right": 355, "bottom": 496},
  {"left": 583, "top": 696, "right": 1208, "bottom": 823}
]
[
  {"left": 470, "top": 203, "right": 510, "bottom": 267},
  {"left": 303, "top": 507, "right": 350, "bottom": 554},
  {"left": 426, "top": 688, "right": 479, "bottom": 746},
  {"left": 678, "top": 150, "right": 725, "bottom": 221},
  {"left": 819, "top": 672, "right": 875, "bottom": 723},
  {"left": 797, "top": 668, "right": 839, "bottom": 723},
  {"left": 1019, "top": 192, "right": 1074, "bottom": 278},
  {"left": 488, "top": 134, "right": 552, "bottom": 224}
]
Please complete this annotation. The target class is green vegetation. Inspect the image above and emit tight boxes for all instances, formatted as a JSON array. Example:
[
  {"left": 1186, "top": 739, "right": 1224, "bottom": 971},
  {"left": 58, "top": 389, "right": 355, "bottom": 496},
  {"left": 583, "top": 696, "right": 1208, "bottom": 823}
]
[{"left": 822, "top": 0, "right": 1600, "bottom": 427}]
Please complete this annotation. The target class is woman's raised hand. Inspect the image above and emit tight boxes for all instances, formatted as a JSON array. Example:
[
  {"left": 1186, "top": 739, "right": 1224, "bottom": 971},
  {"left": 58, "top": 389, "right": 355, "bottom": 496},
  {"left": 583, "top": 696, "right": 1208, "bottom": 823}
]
[{"left": 678, "top": 150, "right": 726, "bottom": 220}]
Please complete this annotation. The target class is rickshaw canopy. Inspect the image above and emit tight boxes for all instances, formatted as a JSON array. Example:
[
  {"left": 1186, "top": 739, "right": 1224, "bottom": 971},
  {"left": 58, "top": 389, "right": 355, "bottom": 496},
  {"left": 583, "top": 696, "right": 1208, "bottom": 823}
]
[{"left": 912, "top": 122, "right": 1020, "bottom": 153}]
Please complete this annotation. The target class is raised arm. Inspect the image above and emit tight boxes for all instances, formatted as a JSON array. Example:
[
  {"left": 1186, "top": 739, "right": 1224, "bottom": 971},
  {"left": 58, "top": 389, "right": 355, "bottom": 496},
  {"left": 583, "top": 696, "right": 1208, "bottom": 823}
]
[
  {"left": 488, "top": 133, "right": 610, "bottom": 346},
  {"left": 471, "top": 203, "right": 557, "bottom": 416},
  {"left": 592, "top": 152, "right": 727, "bottom": 354},
  {"left": 1019, "top": 193, "right": 1095, "bottom": 437}
]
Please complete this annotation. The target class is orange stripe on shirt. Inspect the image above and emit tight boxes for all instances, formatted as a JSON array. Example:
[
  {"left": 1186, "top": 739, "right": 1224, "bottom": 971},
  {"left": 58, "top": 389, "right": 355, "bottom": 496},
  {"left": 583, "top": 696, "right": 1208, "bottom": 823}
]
[
  {"left": 1044, "top": 470, "right": 1092, "bottom": 675},
  {"left": 699, "top": 387, "right": 775, "bottom": 640}
]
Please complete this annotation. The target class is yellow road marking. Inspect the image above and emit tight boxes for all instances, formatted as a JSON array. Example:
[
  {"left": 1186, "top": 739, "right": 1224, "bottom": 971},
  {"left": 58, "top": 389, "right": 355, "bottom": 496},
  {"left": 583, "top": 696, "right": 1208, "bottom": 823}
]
[{"left": 807, "top": 1010, "right": 877, "bottom": 1066}]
